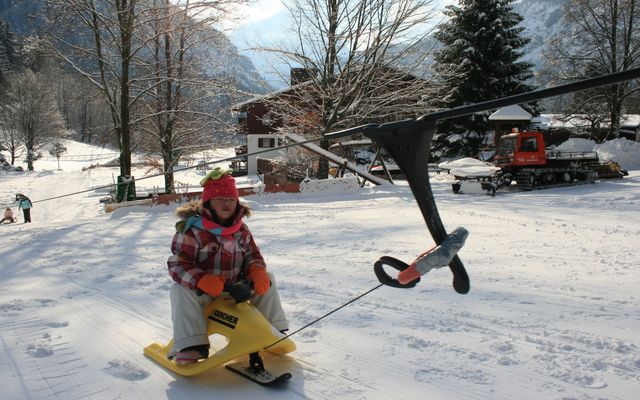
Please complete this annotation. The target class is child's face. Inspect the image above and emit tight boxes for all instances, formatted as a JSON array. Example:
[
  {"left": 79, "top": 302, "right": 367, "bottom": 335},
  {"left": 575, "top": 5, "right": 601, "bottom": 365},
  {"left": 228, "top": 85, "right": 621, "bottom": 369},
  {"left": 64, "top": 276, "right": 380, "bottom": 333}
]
[{"left": 210, "top": 197, "right": 238, "bottom": 222}]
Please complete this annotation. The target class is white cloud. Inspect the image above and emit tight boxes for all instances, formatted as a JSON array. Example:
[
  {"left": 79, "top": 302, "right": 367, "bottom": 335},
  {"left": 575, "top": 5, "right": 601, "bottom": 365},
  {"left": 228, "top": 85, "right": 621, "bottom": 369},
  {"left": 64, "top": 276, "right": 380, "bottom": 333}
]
[{"left": 221, "top": 0, "right": 287, "bottom": 32}]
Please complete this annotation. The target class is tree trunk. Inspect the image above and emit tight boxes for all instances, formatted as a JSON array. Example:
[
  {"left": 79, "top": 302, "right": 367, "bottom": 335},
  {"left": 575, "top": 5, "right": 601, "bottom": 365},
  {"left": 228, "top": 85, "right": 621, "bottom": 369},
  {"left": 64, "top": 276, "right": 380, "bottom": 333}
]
[
  {"left": 316, "top": 0, "right": 339, "bottom": 180},
  {"left": 162, "top": 139, "right": 175, "bottom": 194},
  {"left": 117, "top": 1, "right": 134, "bottom": 178}
]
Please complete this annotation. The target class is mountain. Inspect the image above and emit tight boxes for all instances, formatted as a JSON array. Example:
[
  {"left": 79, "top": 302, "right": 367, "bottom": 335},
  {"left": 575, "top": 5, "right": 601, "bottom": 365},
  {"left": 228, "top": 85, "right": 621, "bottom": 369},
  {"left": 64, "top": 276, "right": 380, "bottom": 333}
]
[
  {"left": 389, "top": 0, "right": 567, "bottom": 85},
  {"left": 0, "top": 0, "right": 42, "bottom": 35},
  {"left": 0, "top": 0, "right": 572, "bottom": 94},
  {"left": 513, "top": 0, "right": 566, "bottom": 70},
  {"left": 0, "top": 0, "right": 272, "bottom": 94}
]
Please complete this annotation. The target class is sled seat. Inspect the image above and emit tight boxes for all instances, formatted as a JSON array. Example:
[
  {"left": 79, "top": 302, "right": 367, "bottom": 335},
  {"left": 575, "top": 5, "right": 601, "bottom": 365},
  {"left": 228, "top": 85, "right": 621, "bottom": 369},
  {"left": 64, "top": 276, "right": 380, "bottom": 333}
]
[{"left": 144, "top": 295, "right": 295, "bottom": 376}]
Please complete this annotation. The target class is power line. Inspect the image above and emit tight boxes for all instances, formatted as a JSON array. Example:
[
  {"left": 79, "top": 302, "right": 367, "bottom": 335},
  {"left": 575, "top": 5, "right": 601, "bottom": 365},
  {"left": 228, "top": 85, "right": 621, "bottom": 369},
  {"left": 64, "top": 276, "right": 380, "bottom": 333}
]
[
  {"left": 2, "top": 135, "right": 323, "bottom": 208},
  {"left": 264, "top": 283, "right": 384, "bottom": 351}
]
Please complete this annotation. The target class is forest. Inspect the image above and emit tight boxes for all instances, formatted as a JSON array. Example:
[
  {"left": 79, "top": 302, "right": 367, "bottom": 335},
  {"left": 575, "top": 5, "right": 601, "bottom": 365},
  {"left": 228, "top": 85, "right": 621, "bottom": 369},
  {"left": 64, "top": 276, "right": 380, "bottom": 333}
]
[{"left": 1, "top": 0, "right": 639, "bottom": 191}]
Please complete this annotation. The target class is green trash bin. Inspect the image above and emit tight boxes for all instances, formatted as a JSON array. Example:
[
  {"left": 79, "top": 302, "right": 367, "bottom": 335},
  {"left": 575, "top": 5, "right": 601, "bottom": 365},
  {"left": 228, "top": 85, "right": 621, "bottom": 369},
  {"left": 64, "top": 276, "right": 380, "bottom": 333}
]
[{"left": 116, "top": 175, "right": 136, "bottom": 202}]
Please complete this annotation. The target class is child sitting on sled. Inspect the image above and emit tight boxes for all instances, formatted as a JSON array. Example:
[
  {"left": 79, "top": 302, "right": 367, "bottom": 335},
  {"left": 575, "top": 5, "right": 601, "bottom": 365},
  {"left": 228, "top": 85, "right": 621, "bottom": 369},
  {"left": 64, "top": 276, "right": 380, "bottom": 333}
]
[
  {"left": 1, "top": 207, "right": 17, "bottom": 223},
  {"left": 167, "top": 168, "right": 289, "bottom": 365}
]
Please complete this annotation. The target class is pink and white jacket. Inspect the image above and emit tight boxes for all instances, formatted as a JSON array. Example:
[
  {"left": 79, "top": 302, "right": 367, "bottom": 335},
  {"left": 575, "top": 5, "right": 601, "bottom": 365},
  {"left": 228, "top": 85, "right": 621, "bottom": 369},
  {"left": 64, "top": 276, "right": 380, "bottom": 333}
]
[{"left": 167, "top": 201, "right": 266, "bottom": 290}]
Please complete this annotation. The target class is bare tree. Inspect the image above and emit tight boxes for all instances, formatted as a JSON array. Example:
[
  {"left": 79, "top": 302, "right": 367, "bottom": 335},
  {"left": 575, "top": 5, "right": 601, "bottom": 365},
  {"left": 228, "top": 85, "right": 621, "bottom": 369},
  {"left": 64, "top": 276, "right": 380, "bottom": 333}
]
[
  {"left": 45, "top": 0, "right": 253, "bottom": 194},
  {"left": 2, "top": 70, "right": 65, "bottom": 171},
  {"left": 44, "top": 0, "right": 152, "bottom": 179},
  {"left": 261, "top": 0, "right": 437, "bottom": 178},
  {"left": 136, "top": 0, "right": 246, "bottom": 193},
  {"left": 19, "top": 32, "right": 113, "bottom": 145},
  {"left": 544, "top": 0, "right": 640, "bottom": 140},
  {"left": 0, "top": 104, "right": 23, "bottom": 165},
  {"left": 65, "top": 78, "right": 114, "bottom": 144}
]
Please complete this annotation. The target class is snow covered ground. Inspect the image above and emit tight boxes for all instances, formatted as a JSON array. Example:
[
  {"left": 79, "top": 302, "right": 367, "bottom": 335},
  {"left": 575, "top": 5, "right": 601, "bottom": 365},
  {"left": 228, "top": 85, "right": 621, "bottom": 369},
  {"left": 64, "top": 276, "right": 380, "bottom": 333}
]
[{"left": 1, "top": 139, "right": 639, "bottom": 400}]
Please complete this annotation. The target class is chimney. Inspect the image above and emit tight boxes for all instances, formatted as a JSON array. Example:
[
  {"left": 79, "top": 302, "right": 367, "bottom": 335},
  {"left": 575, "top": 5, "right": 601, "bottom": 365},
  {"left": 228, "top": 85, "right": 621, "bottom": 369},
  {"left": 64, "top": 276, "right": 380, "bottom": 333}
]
[{"left": 290, "top": 68, "right": 315, "bottom": 86}]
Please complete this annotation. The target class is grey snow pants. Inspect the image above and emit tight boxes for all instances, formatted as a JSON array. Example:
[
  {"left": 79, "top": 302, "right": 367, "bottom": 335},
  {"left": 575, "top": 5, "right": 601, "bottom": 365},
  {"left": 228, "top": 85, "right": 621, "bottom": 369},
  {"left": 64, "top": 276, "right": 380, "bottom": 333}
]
[{"left": 168, "top": 271, "right": 289, "bottom": 357}]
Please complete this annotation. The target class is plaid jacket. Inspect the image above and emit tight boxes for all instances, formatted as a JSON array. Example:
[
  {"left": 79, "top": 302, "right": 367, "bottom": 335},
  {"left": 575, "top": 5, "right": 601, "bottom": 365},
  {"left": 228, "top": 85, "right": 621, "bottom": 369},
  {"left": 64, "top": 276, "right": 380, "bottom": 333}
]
[{"left": 167, "top": 204, "right": 266, "bottom": 289}]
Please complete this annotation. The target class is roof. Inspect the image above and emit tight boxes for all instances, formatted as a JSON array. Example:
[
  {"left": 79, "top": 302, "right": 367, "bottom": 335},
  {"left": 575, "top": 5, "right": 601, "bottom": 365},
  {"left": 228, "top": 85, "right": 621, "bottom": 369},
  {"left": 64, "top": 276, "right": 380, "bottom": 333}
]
[
  {"left": 232, "top": 64, "right": 425, "bottom": 111},
  {"left": 489, "top": 105, "right": 532, "bottom": 121},
  {"left": 621, "top": 114, "right": 640, "bottom": 127},
  {"left": 232, "top": 81, "right": 314, "bottom": 110},
  {"left": 531, "top": 114, "right": 640, "bottom": 129},
  {"left": 329, "top": 139, "right": 373, "bottom": 149}
]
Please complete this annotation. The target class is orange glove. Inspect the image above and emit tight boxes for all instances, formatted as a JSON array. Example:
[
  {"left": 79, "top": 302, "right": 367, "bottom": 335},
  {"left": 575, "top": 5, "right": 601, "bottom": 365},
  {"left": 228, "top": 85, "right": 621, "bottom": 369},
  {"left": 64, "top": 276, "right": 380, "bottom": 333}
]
[
  {"left": 247, "top": 266, "right": 270, "bottom": 295},
  {"left": 196, "top": 274, "right": 225, "bottom": 297}
]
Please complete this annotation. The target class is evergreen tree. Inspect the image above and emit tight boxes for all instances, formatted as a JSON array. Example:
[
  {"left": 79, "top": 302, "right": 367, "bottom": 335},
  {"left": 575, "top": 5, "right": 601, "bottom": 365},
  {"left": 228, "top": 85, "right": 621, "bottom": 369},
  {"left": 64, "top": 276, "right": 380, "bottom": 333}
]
[
  {"left": 430, "top": 0, "right": 535, "bottom": 160},
  {"left": 0, "top": 17, "right": 20, "bottom": 84}
]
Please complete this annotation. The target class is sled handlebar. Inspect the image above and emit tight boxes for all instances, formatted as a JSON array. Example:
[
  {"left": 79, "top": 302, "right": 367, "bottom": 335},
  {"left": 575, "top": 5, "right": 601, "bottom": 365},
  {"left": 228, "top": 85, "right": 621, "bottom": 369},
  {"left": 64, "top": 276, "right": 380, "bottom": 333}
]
[
  {"left": 374, "top": 256, "right": 420, "bottom": 289},
  {"left": 223, "top": 282, "right": 255, "bottom": 303},
  {"left": 196, "top": 282, "right": 256, "bottom": 303}
]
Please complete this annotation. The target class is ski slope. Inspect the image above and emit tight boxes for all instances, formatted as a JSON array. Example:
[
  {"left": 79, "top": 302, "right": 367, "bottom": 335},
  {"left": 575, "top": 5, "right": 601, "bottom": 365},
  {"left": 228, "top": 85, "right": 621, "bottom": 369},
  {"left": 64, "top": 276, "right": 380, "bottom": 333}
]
[{"left": 1, "top": 139, "right": 639, "bottom": 399}]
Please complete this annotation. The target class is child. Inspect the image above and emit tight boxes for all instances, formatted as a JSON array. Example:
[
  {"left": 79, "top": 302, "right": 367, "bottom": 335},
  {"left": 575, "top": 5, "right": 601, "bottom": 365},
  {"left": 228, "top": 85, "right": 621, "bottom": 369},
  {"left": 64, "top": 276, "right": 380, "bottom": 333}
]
[
  {"left": 167, "top": 168, "right": 289, "bottom": 365},
  {"left": 1, "top": 207, "right": 16, "bottom": 223},
  {"left": 17, "top": 194, "right": 32, "bottom": 223}
]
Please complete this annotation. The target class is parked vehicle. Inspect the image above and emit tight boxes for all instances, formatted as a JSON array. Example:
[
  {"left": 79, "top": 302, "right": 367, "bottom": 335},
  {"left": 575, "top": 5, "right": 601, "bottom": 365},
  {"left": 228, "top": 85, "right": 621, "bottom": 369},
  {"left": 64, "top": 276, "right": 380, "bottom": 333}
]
[{"left": 450, "top": 129, "right": 627, "bottom": 195}]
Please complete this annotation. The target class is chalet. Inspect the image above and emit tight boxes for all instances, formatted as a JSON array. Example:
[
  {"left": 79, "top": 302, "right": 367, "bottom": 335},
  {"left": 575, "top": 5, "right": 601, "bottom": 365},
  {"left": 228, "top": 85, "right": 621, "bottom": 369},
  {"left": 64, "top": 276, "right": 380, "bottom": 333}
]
[
  {"left": 232, "top": 67, "right": 431, "bottom": 176},
  {"left": 530, "top": 114, "right": 640, "bottom": 142},
  {"left": 620, "top": 115, "right": 640, "bottom": 141},
  {"left": 232, "top": 72, "right": 316, "bottom": 175},
  {"left": 489, "top": 105, "right": 640, "bottom": 145}
]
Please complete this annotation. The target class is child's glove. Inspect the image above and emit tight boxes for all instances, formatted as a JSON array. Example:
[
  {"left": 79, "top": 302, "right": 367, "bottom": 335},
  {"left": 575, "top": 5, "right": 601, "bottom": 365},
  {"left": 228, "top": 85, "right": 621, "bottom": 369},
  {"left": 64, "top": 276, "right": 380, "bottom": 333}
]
[
  {"left": 247, "top": 266, "right": 270, "bottom": 295},
  {"left": 196, "top": 274, "right": 225, "bottom": 297}
]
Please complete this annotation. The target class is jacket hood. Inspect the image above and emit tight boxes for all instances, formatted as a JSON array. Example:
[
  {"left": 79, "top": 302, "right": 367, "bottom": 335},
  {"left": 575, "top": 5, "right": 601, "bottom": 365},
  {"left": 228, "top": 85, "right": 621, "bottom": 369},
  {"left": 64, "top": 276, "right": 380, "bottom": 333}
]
[{"left": 174, "top": 199, "right": 252, "bottom": 232}]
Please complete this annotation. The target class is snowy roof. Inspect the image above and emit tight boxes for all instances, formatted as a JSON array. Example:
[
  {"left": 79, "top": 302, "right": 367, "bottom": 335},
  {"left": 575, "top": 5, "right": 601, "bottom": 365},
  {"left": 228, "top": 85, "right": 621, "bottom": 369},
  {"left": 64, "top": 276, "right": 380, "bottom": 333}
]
[
  {"left": 488, "top": 105, "right": 532, "bottom": 121},
  {"left": 531, "top": 114, "right": 640, "bottom": 129},
  {"left": 621, "top": 115, "right": 640, "bottom": 127},
  {"left": 437, "top": 157, "right": 500, "bottom": 178},
  {"left": 231, "top": 81, "right": 314, "bottom": 110},
  {"left": 329, "top": 139, "right": 373, "bottom": 149},
  {"left": 530, "top": 114, "right": 577, "bottom": 129}
]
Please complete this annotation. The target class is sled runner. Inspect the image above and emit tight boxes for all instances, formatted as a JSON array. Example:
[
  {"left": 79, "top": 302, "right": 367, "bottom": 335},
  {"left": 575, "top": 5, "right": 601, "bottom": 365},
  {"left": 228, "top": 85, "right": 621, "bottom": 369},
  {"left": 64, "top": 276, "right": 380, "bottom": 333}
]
[
  {"left": 143, "top": 284, "right": 296, "bottom": 377},
  {"left": 226, "top": 352, "right": 293, "bottom": 387}
]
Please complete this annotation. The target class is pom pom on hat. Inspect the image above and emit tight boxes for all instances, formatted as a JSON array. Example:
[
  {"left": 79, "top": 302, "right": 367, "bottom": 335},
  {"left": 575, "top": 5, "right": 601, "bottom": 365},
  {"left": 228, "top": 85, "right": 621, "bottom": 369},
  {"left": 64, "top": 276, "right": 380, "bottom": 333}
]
[{"left": 200, "top": 167, "right": 239, "bottom": 203}]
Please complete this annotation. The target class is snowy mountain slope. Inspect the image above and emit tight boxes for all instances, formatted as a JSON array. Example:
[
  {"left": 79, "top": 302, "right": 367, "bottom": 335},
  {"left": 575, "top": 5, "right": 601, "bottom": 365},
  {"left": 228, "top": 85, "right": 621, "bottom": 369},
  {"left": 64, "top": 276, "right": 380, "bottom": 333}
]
[
  {"left": 0, "top": 0, "right": 272, "bottom": 94},
  {"left": 389, "top": 0, "right": 566, "bottom": 83},
  {"left": 513, "top": 0, "right": 566, "bottom": 67},
  {"left": 0, "top": 140, "right": 639, "bottom": 399}
]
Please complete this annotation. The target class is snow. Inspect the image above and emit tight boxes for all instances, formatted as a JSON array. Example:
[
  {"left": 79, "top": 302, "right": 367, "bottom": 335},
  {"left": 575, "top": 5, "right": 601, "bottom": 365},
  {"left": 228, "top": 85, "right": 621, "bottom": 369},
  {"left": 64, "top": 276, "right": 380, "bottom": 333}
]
[
  {"left": 438, "top": 157, "right": 501, "bottom": 177},
  {"left": 1, "top": 139, "right": 640, "bottom": 399},
  {"left": 488, "top": 105, "right": 532, "bottom": 121},
  {"left": 597, "top": 139, "right": 640, "bottom": 171},
  {"left": 531, "top": 114, "right": 640, "bottom": 131},
  {"left": 556, "top": 137, "right": 640, "bottom": 171}
]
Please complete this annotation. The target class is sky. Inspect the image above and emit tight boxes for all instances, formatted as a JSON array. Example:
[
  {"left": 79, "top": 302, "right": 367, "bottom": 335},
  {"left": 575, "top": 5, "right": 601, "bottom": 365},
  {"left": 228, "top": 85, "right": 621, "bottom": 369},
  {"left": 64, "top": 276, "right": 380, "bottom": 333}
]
[
  {"left": 0, "top": 138, "right": 639, "bottom": 399},
  {"left": 224, "top": 0, "right": 456, "bottom": 32},
  {"left": 225, "top": 0, "right": 457, "bottom": 88}
]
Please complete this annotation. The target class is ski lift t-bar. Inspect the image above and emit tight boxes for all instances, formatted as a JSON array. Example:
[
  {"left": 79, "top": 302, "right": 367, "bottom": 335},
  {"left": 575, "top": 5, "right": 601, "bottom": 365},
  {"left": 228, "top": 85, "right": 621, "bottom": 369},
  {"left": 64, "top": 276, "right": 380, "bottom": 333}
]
[{"left": 325, "top": 67, "right": 640, "bottom": 295}]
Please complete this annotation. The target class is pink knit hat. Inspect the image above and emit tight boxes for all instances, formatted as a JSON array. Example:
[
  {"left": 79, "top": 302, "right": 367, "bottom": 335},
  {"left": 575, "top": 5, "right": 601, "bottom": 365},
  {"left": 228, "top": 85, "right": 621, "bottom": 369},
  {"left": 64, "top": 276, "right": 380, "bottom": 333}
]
[{"left": 201, "top": 169, "right": 239, "bottom": 203}]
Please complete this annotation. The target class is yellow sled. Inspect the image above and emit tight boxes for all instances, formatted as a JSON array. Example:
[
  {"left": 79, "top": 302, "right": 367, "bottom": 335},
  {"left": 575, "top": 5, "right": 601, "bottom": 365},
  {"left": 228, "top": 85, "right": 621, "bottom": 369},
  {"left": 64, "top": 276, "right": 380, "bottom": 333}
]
[{"left": 143, "top": 294, "right": 296, "bottom": 376}]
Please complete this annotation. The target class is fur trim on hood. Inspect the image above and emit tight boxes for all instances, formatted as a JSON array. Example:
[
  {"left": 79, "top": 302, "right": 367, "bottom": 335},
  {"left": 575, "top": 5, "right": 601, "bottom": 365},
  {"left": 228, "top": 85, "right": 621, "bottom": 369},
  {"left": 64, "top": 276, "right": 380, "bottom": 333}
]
[{"left": 175, "top": 199, "right": 252, "bottom": 221}]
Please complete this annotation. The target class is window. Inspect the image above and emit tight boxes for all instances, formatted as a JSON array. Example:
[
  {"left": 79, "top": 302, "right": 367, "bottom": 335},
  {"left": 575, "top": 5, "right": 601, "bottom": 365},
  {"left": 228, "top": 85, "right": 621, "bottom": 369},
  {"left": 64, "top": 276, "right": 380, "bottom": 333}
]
[
  {"left": 497, "top": 137, "right": 516, "bottom": 156},
  {"left": 257, "top": 137, "right": 284, "bottom": 148},
  {"left": 520, "top": 137, "right": 538, "bottom": 152},
  {"left": 258, "top": 138, "right": 276, "bottom": 148}
]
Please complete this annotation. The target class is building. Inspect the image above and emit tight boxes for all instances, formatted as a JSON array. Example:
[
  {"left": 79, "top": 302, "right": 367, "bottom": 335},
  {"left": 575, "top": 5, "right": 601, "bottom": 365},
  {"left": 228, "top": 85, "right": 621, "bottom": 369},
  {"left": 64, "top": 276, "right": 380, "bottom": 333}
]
[
  {"left": 232, "top": 71, "right": 318, "bottom": 175},
  {"left": 232, "top": 67, "right": 430, "bottom": 176},
  {"left": 488, "top": 105, "right": 533, "bottom": 145},
  {"left": 489, "top": 105, "right": 640, "bottom": 144},
  {"left": 530, "top": 114, "right": 640, "bottom": 142}
]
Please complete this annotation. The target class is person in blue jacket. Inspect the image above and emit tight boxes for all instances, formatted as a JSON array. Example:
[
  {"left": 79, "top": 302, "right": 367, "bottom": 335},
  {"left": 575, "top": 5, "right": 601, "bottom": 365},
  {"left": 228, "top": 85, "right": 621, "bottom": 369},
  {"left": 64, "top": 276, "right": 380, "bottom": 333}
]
[{"left": 17, "top": 194, "right": 32, "bottom": 223}]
